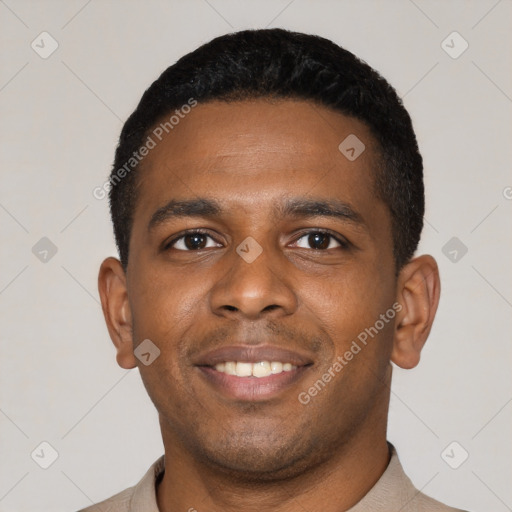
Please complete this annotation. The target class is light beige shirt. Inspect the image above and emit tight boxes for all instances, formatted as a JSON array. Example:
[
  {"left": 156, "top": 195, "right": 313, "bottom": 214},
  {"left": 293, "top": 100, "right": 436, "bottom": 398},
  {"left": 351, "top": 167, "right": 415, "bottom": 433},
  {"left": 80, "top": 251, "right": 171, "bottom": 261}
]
[{"left": 78, "top": 444, "right": 467, "bottom": 512}]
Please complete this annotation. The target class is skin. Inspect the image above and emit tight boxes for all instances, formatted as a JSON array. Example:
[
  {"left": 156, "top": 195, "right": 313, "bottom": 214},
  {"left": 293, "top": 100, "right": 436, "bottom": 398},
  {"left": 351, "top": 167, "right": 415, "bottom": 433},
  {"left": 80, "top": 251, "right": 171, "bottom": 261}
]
[{"left": 98, "top": 99, "right": 440, "bottom": 512}]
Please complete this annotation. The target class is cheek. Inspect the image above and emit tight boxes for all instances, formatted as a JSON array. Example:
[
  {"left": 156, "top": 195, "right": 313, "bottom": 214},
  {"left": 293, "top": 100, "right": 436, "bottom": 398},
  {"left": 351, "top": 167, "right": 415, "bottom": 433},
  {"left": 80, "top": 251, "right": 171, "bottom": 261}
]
[
  {"left": 129, "top": 275, "right": 196, "bottom": 409},
  {"left": 300, "top": 264, "right": 395, "bottom": 345},
  {"left": 129, "top": 266, "right": 201, "bottom": 339},
  {"left": 128, "top": 269, "right": 209, "bottom": 384},
  {"left": 311, "top": 273, "right": 396, "bottom": 407}
]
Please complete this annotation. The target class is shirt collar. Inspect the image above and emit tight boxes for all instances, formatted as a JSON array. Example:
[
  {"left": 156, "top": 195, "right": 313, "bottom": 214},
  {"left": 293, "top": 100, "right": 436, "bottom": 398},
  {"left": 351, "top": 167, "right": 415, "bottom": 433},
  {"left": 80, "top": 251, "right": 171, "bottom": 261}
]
[
  {"left": 129, "top": 454, "right": 164, "bottom": 511},
  {"left": 347, "top": 442, "right": 420, "bottom": 511}
]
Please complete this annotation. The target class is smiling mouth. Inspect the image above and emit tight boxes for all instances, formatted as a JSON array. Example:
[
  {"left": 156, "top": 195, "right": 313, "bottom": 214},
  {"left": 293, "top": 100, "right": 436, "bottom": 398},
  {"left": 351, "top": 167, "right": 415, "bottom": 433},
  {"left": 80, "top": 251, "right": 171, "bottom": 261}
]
[
  {"left": 197, "top": 361, "right": 312, "bottom": 401},
  {"left": 213, "top": 361, "right": 298, "bottom": 378},
  {"left": 193, "top": 345, "right": 314, "bottom": 401}
]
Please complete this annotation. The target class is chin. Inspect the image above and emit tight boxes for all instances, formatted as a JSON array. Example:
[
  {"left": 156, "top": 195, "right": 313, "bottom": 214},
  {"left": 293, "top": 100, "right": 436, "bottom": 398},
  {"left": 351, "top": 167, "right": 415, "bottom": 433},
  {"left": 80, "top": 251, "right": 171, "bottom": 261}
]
[{"left": 193, "top": 429, "right": 326, "bottom": 482}]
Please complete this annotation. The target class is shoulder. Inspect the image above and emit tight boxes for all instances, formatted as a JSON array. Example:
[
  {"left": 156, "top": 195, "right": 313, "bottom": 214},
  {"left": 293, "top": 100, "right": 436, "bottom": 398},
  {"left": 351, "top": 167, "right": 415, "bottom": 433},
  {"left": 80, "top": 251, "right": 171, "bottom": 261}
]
[
  {"left": 350, "top": 443, "right": 470, "bottom": 512},
  {"left": 76, "top": 485, "right": 134, "bottom": 512},
  {"left": 410, "top": 489, "right": 469, "bottom": 512},
  {"left": 74, "top": 455, "right": 165, "bottom": 512}
]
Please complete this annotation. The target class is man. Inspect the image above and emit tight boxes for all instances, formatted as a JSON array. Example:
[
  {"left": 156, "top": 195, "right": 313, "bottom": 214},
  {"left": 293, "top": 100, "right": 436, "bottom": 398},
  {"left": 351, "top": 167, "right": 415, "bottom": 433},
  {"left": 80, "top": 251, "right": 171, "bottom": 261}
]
[{"left": 86, "top": 28, "right": 468, "bottom": 511}]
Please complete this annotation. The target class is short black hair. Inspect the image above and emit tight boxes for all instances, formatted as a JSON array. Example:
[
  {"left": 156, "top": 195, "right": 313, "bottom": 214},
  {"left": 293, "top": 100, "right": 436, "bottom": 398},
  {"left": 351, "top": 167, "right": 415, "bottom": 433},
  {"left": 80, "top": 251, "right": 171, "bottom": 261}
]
[{"left": 108, "top": 28, "right": 424, "bottom": 272}]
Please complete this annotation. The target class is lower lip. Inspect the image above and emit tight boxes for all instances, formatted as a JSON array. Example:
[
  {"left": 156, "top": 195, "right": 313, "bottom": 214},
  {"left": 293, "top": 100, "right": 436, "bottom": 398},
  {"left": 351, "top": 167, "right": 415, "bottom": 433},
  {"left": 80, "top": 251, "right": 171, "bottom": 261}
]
[{"left": 197, "top": 366, "right": 309, "bottom": 401}]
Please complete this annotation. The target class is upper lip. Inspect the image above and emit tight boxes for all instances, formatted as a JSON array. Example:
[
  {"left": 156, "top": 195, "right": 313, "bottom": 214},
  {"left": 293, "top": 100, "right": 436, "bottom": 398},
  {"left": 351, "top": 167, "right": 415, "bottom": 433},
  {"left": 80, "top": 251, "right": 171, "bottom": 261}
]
[{"left": 193, "top": 345, "right": 314, "bottom": 367}]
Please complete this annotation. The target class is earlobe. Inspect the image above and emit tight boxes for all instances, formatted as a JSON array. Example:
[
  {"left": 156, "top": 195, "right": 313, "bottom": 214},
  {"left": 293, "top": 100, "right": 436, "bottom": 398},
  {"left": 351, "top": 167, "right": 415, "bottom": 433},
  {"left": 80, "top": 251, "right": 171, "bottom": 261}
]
[
  {"left": 98, "top": 257, "right": 137, "bottom": 369},
  {"left": 391, "top": 255, "right": 441, "bottom": 370}
]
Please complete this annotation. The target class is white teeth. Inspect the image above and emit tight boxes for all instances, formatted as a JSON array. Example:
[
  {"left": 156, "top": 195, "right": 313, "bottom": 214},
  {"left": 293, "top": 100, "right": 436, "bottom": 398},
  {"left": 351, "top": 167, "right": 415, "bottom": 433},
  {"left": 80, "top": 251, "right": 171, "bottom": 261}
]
[
  {"left": 270, "top": 361, "right": 283, "bottom": 374},
  {"left": 235, "top": 362, "right": 252, "bottom": 377},
  {"left": 224, "top": 361, "right": 236, "bottom": 375},
  {"left": 213, "top": 361, "right": 297, "bottom": 377},
  {"left": 253, "top": 361, "right": 271, "bottom": 378}
]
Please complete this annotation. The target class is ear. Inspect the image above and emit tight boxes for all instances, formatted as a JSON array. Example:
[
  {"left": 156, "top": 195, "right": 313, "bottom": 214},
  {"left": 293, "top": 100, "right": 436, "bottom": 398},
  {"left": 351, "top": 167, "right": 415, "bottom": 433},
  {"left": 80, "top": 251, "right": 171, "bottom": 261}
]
[
  {"left": 391, "top": 255, "right": 441, "bottom": 369},
  {"left": 98, "top": 257, "right": 136, "bottom": 369}
]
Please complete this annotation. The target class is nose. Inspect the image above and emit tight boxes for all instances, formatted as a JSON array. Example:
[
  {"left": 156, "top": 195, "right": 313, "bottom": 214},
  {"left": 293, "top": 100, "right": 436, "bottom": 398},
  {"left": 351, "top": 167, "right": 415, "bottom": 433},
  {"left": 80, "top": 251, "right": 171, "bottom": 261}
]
[{"left": 209, "top": 239, "right": 298, "bottom": 321}]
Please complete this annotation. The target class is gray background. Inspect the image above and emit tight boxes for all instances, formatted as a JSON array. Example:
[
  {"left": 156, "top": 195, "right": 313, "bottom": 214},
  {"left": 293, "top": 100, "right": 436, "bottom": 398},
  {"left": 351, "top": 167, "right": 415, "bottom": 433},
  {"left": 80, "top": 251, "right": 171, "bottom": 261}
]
[{"left": 1, "top": 1, "right": 511, "bottom": 511}]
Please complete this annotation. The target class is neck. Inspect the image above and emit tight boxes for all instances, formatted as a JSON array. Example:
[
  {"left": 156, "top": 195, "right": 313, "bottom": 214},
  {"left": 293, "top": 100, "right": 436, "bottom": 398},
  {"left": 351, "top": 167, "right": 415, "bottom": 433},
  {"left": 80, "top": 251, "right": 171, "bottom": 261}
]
[{"left": 156, "top": 422, "right": 390, "bottom": 512}]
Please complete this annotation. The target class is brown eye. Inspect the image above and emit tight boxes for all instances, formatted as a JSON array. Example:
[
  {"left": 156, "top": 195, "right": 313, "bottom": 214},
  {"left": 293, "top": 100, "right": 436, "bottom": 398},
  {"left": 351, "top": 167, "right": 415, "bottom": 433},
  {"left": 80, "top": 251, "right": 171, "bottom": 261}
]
[
  {"left": 294, "top": 230, "right": 348, "bottom": 250},
  {"left": 166, "top": 230, "right": 221, "bottom": 251}
]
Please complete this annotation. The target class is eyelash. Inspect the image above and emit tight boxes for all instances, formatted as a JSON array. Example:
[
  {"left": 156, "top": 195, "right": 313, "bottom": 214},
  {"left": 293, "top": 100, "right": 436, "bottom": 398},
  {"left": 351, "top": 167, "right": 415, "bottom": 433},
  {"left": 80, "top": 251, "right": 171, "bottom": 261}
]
[{"left": 163, "top": 228, "right": 350, "bottom": 251}]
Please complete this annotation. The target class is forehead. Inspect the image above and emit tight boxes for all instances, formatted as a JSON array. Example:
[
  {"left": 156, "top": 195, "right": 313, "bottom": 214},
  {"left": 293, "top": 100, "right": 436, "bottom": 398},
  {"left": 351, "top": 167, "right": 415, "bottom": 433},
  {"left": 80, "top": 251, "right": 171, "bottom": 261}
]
[{"left": 134, "top": 99, "right": 382, "bottom": 220}]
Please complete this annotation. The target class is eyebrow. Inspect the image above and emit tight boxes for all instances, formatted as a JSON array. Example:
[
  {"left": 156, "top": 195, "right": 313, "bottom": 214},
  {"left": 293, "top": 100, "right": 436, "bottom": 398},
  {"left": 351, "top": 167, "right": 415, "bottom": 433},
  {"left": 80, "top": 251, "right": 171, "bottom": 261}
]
[{"left": 148, "top": 197, "right": 366, "bottom": 232}]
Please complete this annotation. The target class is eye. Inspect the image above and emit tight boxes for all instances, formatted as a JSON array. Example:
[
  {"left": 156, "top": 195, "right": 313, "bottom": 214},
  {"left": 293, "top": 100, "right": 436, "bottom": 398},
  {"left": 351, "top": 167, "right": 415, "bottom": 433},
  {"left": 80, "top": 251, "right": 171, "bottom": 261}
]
[
  {"left": 165, "top": 229, "right": 221, "bottom": 251},
  {"left": 292, "top": 230, "right": 348, "bottom": 250},
  {"left": 164, "top": 228, "right": 349, "bottom": 252}
]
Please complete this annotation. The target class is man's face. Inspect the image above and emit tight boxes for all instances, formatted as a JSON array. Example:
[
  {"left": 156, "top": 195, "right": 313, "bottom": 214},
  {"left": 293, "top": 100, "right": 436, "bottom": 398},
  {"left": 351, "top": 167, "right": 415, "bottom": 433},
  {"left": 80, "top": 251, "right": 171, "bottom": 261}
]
[{"left": 125, "top": 99, "right": 397, "bottom": 478}]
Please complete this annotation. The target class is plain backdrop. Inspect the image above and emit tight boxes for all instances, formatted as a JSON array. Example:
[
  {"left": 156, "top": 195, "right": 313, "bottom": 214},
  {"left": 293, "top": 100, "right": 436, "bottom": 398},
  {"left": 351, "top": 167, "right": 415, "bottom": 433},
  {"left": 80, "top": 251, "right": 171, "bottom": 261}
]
[{"left": 0, "top": 1, "right": 511, "bottom": 511}]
